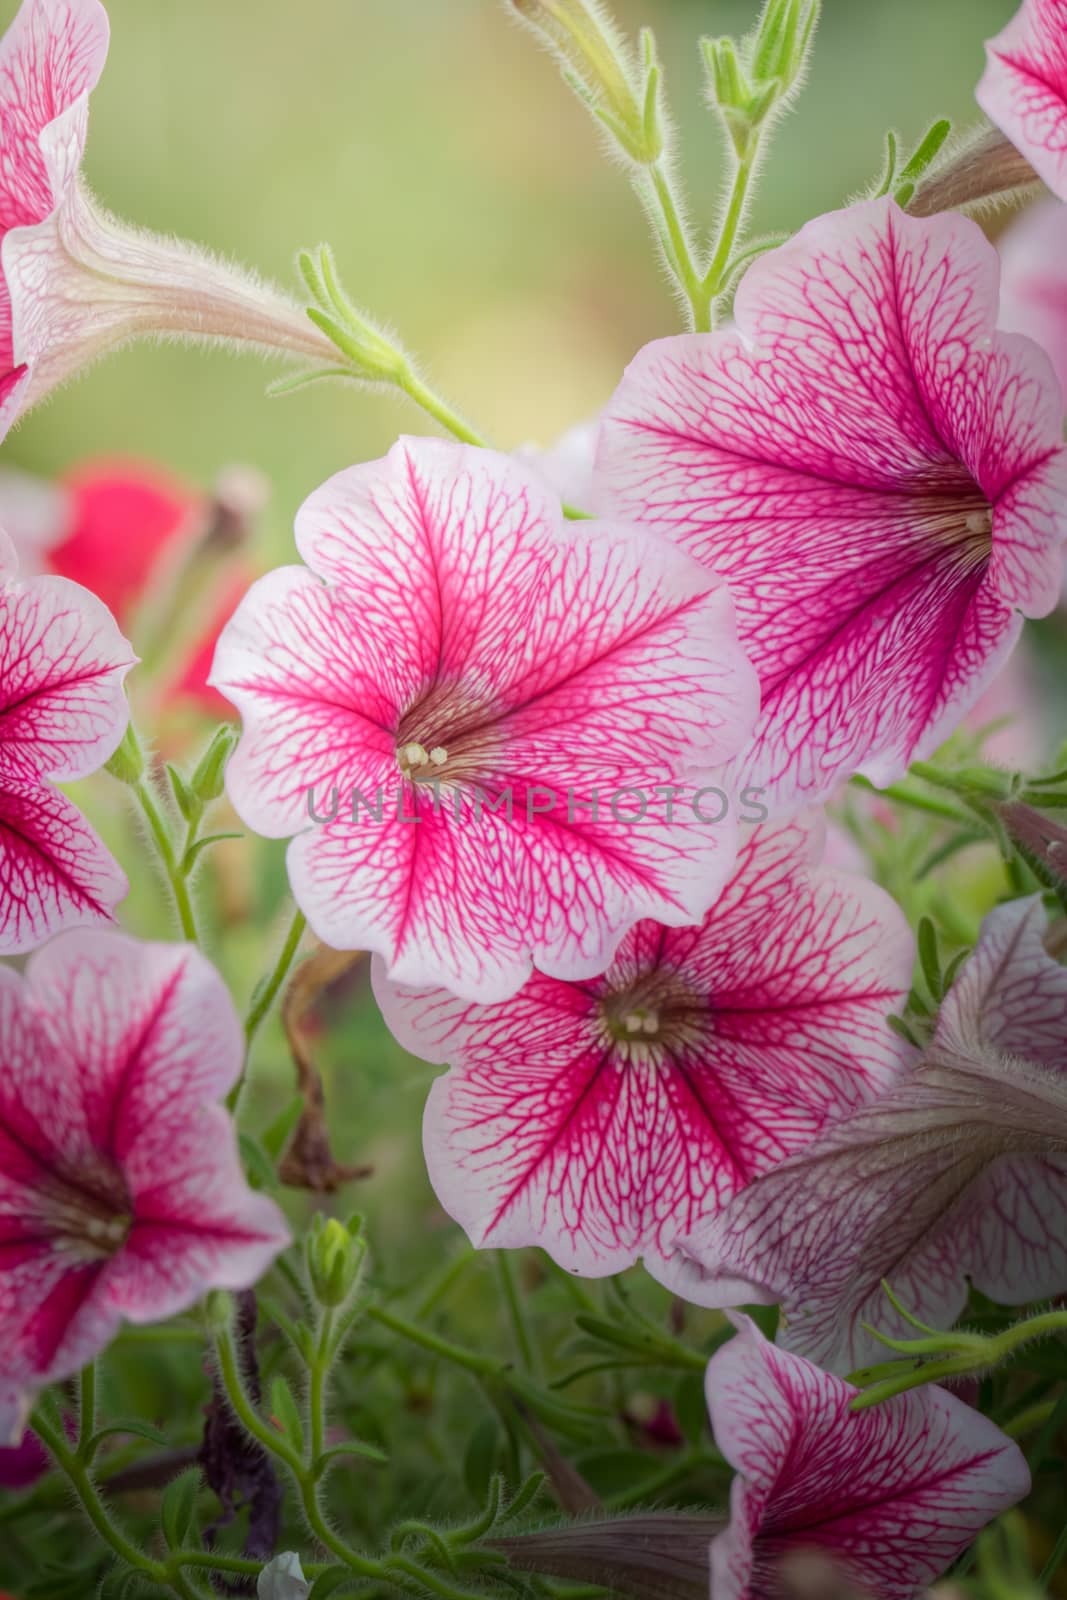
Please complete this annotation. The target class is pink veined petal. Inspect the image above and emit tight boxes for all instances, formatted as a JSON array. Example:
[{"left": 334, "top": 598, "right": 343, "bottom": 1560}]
[
  {"left": 674, "top": 897, "right": 1067, "bottom": 1372},
  {"left": 22, "top": 931, "right": 247, "bottom": 1158},
  {"left": 105, "top": 1104, "right": 291, "bottom": 1324},
  {"left": 294, "top": 780, "right": 741, "bottom": 1004},
  {"left": 935, "top": 893, "right": 1067, "bottom": 1065},
  {"left": 0, "top": 779, "right": 126, "bottom": 954},
  {"left": 978, "top": 0, "right": 1067, "bottom": 202},
  {"left": 706, "top": 1316, "right": 1031, "bottom": 1600},
  {"left": 219, "top": 436, "right": 758, "bottom": 998},
  {"left": 294, "top": 437, "right": 754, "bottom": 760},
  {"left": 0, "top": 569, "right": 134, "bottom": 786},
  {"left": 998, "top": 198, "right": 1067, "bottom": 413},
  {"left": 0, "top": 0, "right": 109, "bottom": 229},
  {"left": 595, "top": 199, "right": 1067, "bottom": 812},
  {"left": 0, "top": 0, "right": 109, "bottom": 439},
  {"left": 209, "top": 565, "right": 399, "bottom": 839},
  {"left": 0, "top": 934, "right": 289, "bottom": 1402},
  {"left": 375, "top": 816, "right": 912, "bottom": 1277}
]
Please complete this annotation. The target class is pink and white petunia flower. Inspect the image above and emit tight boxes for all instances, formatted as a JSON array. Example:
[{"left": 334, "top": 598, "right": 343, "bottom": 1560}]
[
  {"left": 0, "top": 928, "right": 289, "bottom": 1442},
  {"left": 978, "top": 0, "right": 1067, "bottom": 203},
  {"left": 0, "top": 0, "right": 336, "bottom": 444},
  {"left": 374, "top": 816, "right": 913, "bottom": 1281},
  {"left": 212, "top": 437, "right": 757, "bottom": 1003},
  {"left": 705, "top": 1315, "right": 1030, "bottom": 1600},
  {"left": 0, "top": 528, "right": 133, "bottom": 952},
  {"left": 673, "top": 896, "right": 1067, "bottom": 1374},
  {"left": 595, "top": 199, "right": 1067, "bottom": 814},
  {"left": 999, "top": 198, "right": 1067, "bottom": 417}
]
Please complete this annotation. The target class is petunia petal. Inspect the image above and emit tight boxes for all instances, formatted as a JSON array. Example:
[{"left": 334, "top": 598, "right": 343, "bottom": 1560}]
[
  {"left": 978, "top": 0, "right": 1067, "bottom": 203},
  {"left": 0, "top": 568, "right": 134, "bottom": 785},
  {"left": 376, "top": 817, "right": 912, "bottom": 1277},
  {"left": 706, "top": 1316, "right": 1030, "bottom": 1600},
  {"left": 596, "top": 200, "right": 1067, "bottom": 811},
  {"left": 0, "top": 779, "right": 126, "bottom": 954}
]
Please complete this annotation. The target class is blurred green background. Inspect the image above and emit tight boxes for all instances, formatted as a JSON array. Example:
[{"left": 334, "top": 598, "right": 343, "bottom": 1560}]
[{"left": 0, "top": 0, "right": 1022, "bottom": 1272}]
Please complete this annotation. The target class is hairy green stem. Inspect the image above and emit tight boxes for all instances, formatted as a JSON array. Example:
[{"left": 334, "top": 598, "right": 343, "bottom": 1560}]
[
  {"left": 133, "top": 778, "right": 199, "bottom": 942},
  {"left": 367, "top": 1303, "right": 502, "bottom": 1379}
]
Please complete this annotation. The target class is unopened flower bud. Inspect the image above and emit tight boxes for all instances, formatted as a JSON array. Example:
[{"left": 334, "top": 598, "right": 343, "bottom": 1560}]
[
  {"left": 751, "top": 0, "right": 820, "bottom": 94},
  {"left": 104, "top": 722, "right": 144, "bottom": 787},
  {"left": 907, "top": 126, "right": 1040, "bottom": 218},
  {"left": 305, "top": 1213, "right": 366, "bottom": 1308},
  {"left": 999, "top": 801, "right": 1067, "bottom": 889},
  {"left": 191, "top": 724, "right": 239, "bottom": 805},
  {"left": 508, "top": 0, "right": 655, "bottom": 164},
  {"left": 493, "top": 1513, "right": 722, "bottom": 1600},
  {"left": 202, "top": 1289, "right": 234, "bottom": 1335}
]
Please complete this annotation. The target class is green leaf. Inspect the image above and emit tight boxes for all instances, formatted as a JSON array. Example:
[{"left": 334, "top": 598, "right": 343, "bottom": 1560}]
[
  {"left": 98, "top": 1568, "right": 149, "bottom": 1600},
  {"left": 316, "top": 1437, "right": 389, "bottom": 1466},
  {"left": 572, "top": 1446, "right": 665, "bottom": 1499},
  {"left": 899, "top": 116, "right": 951, "bottom": 182},
  {"left": 239, "top": 1132, "right": 278, "bottom": 1192},
  {"left": 270, "top": 1375, "right": 306, "bottom": 1455},
  {"left": 872, "top": 128, "right": 898, "bottom": 196},
  {"left": 181, "top": 831, "right": 244, "bottom": 872},
  {"left": 87, "top": 1419, "right": 172, "bottom": 1452},
  {"left": 160, "top": 1466, "right": 200, "bottom": 1551},
  {"left": 463, "top": 1415, "right": 499, "bottom": 1503},
  {"left": 917, "top": 916, "right": 942, "bottom": 1001},
  {"left": 166, "top": 764, "right": 200, "bottom": 825},
  {"left": 262, "top": 1094, "right": 305, "bottom": 1159}
]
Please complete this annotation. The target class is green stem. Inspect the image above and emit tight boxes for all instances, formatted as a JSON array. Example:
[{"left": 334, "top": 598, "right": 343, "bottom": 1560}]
[
  {"left": 228, "top": 905, "right": 308, "bottom": 1114},
  {"left": 214, "top": 1328, "right": 304, "bottom": 1477},
  {"left": 310, "top": 1307, "right": 336, "bottom": 1464},
  {"left": 77, "top": 1361, "right": 97, "bottom": 1459},
  {"left": 133, "top": 778, "right": 199, "bottom": 942},
  {"left": 245, "top": 906, "right": 307, "bottom": 1047},
  {"left": 496, "top": 1252, "right": 538, "bottom": 1375},
  {"left": 31, "top": 1408, "right": 168, "bottom": 1585},
  {"left": 703, "top": 148, "right": 759, "bottom": 297},
  {"left": 397, "top": 368, "right": 489, "bottom": 449},
  {"left": 647, "top": 165, "right": 711, "bottom": 330},
  {"left": 384, "top": 1553, "right": 488, "bottom": 1600},
  {"left": 366, "top": 1304, "right": 502, "bottom": 1379}
]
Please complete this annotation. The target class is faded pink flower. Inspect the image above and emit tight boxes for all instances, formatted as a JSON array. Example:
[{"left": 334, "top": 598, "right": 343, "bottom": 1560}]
[
  {"left": 999, "top": 198, "right": 1067, "bottom": 414},
  {"left": 705, "top": 1315, "right": 1030, "bottom": 1600},
  {"left": 595, "top": 199, "right": 1067, "bottom": 813},
  {"left": 374, "top": 816, "right": 913, "bottom": 1281},
  {"left": 0, "top": 0, "right": 334, "bottom": 443},
  {"left": 673, "top": 896, "right": 1067, "bottom": 1374},
  {"left": 212, "top": 437, "right": 757, "bottom": 1003},
  {"left": 978, "top": 0, "right": 1067, "bottom": 203},
  {"left": 0, "top": 928, "right": 289, "bottom": 1442},
  {"left": 0, "top": 527, "right": 133, "bottom": 952}
]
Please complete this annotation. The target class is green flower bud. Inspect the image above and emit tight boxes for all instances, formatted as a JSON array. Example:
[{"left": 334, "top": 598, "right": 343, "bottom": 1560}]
[
  {"left": 305, "top": 1213, "right": 366, "bottom": 1308},
  {"left": 191, "top": 723, "right": 238, "bottom": 804},
  {"left": 104, "top": 721, "right": 144, "bottom": 786}
]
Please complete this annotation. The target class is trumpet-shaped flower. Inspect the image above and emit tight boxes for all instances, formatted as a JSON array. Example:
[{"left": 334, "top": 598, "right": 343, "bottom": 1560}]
[
  {"left": 374, "top": 817, "right": 913, "bottom": 1280},
  {"left": 0, "top": 0, "right": 335, "bottom": 444},
  {"left": 595, "top": 199, "right": 1067, "bottom": 812},
  {"left": 212, "top": 437, "right": 757, "bottom": 1003},
  {"left": 0, "top": 528, "right": 133, "bottom": 952},
  {"left": 978, "top": 0, "right": 1067, "bottom": 203},
  {"left": 0, "top": 929, "right": 289, "bottom": 1442},
  {"left": 673, "top": 896, "right": 1067, "bottom": 1373},
  {"left": 705, "top": 1316, "right": 1030, "bottom": 1600}
]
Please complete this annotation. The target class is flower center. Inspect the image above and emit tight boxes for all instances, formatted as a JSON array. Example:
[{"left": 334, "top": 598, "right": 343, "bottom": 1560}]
[
  {"left": 396, "top": 741, "right": 449, "bottom": 781},
  {"left": 395, "top": 682, "right": 498, "bottom": 786},
  {"left": 36, "top": 1162, "right": 133, "bottom": 1262},
  {"left": 918, "top": 492, "right": 994, "bottom": 570},
  {"left": 601, "top": 972, "right": 704, "bottom": 1057}
]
